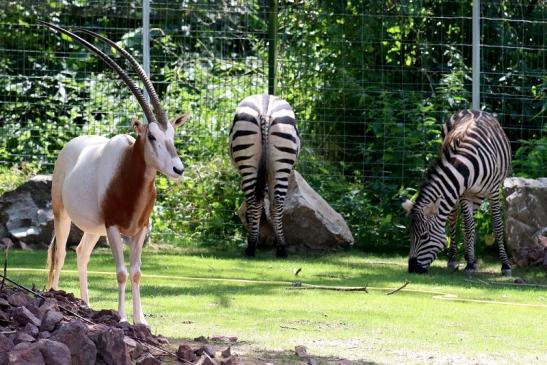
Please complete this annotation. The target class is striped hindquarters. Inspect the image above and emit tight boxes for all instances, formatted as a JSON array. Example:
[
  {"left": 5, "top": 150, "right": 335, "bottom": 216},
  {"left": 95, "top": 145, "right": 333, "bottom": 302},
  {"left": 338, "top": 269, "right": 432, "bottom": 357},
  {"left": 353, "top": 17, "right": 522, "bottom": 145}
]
[{"left": 229, "top": 94, "right": 300, "bottom": 201}]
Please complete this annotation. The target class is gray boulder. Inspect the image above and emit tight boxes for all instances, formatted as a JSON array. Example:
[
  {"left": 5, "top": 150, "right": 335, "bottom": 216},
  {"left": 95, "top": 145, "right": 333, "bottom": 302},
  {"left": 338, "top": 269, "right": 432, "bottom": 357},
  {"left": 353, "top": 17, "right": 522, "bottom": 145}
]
[
  {"left": 504, "top": 177, "right": 547, "bottom": 267},
  {"left": 238, "top": 171, "right": 354, "bottom": 252},
  {"left": 0, "top": 175, "right": 85, "bottom": 248}
]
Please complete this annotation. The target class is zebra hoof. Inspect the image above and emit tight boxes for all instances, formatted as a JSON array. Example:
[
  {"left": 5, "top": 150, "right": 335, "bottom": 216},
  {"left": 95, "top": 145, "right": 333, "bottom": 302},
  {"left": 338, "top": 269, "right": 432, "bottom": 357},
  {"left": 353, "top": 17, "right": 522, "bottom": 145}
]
[
  {"left": 275, "top": 246, "right": 288, "bottom": 258},
  {"left": 501, "top": 268, "right": 512, "bottom": 277},
  {"left": 244, "top": 247, "right": 256, "bottom": 257},
  {"left": 464, "top": 262, "right": 477, "bottom": 275},
  {"left": 447, "top": 260, "right": 459, "bottom": 272}
]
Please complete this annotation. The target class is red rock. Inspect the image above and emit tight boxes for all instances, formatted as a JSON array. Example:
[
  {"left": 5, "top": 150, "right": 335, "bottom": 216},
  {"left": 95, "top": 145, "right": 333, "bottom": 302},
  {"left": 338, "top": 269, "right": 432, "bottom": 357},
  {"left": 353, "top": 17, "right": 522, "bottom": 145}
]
[
  {"left": 37, "top": 339, "right": 71, "bottom": 365},
  {"left": 136, "top": 354, "right": 162, "bottom": 365},
  {"left": 95, "top": 327, "right": 130, "bottom": 365},
  {"left": 7, "top": 293, "right": 28, "bottom": 307},
  {"left": 221, "top": 346, "right": 231, "bottom": 358},
  {"left": 40, "top": 309, "right": 63, "bottom": 332},
  {"left": 8, "top": 342, "right": 45, "bottom": 365},
  {"left": 195, "top": 353, "right": 219, "bottom": 365},
  {"left": 14, "top": 332, "right": 35, "bottom": 344},
  {"left": 51, "top": 320, "right": 97, "bottom": 365},
  {"left": 177, "top": 343, "right": 196, "bottom": 362},
  {"left": 10, "top": 306, "right": 41, "bottom": 327}
]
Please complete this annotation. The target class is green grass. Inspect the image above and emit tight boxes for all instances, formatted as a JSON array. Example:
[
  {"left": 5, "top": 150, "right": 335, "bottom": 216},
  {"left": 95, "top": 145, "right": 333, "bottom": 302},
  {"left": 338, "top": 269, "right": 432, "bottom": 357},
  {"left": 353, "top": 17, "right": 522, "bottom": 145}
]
[{"left": 5, "top": 246, "right": 547, "bottom": 364}]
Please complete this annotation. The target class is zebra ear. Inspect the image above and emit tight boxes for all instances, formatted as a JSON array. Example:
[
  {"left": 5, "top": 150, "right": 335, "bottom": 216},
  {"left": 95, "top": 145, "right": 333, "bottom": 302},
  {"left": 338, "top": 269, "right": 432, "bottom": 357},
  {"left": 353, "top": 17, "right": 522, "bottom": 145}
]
[
  {"left": 401, "top": 197, "right": 414, "bottom": 213},
  {"left": 423, "top": 197, "right": 441, "bottom": 217}
]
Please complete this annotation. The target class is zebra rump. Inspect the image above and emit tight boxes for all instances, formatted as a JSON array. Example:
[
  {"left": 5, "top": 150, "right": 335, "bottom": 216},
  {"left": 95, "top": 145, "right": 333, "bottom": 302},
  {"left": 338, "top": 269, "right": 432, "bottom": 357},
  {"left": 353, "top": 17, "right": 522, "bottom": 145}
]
[
  {"left": 229, "top": 94, "right": 300, "bottom": 258},
  {"left": 403, "top": 110, "right": 512, "bottom": 276}
]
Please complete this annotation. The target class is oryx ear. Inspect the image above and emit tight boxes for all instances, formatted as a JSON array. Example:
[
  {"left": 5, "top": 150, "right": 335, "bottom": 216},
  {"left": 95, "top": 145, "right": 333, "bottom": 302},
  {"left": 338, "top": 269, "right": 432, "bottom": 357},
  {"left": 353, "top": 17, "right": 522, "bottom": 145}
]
[
  {"left": 172, "top": 112, "right": 190, "bottom": 129},
  {"left": 423, "top": 197, "right": 441, "bottom": 217},
  {"left": 131, "top": 116, "right": 146, "bottom": 135},
  {"left": 401, "top": 197, "right": 414, "bottom": 213}
]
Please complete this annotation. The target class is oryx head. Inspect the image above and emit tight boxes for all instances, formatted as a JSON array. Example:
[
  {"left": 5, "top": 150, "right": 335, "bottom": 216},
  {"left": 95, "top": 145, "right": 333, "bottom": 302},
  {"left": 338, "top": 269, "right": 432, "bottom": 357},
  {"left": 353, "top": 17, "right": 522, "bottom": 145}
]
[{"left": 40, "top": 22, "right": 188, "bottom": 179}]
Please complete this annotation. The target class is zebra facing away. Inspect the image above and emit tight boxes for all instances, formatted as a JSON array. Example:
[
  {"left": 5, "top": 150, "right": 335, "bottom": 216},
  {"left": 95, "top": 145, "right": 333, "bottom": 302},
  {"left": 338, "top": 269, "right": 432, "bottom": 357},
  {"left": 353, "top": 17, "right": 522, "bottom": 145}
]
[
  {"left": 402, "top": 110, "right": 512, "bottom": 276},
  {"left": 229, "top": 94, "right": 300, "bottom": 258}
]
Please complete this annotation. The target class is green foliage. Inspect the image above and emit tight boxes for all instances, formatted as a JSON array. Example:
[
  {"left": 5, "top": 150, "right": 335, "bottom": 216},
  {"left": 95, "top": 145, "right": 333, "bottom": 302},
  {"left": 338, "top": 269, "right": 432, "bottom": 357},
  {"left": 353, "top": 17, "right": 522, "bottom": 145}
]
[{"left": 0, "top": 1, "right": 545, "bottom": 254}]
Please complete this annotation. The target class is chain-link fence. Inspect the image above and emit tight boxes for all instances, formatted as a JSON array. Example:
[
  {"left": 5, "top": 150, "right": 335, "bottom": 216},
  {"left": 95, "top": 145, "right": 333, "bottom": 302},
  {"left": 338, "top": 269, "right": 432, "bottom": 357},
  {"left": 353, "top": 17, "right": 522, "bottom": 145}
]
[{"left": 0, "top": 1, "right": 545, "bottom": 253}]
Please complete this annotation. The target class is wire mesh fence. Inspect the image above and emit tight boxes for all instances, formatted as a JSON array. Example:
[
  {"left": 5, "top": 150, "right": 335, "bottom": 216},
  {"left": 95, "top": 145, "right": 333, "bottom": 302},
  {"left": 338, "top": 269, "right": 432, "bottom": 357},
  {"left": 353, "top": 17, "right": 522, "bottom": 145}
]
[{"left": 0, "top": 1, "right": 545, "bottom": 253}]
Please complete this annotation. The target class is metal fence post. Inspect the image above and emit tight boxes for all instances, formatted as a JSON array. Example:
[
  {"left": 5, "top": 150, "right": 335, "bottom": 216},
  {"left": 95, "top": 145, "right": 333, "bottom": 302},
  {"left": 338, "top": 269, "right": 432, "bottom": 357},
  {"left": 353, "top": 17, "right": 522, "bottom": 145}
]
[
  {"left": 143, "top": 0, "right": 151, "bottom": 121},
  {"left": 268, "top": 0, "right": 278, "bottom": 95},
  {"left": 472, "top": 0, "right": 480, "bottom": 110}
]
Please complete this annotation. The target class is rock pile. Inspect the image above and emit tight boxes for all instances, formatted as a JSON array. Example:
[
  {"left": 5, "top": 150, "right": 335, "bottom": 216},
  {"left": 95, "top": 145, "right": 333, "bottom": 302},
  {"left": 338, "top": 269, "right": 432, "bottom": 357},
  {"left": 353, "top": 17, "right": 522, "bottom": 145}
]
[{"left": 0, "top": 284, "right": 236, "bottom": 365}]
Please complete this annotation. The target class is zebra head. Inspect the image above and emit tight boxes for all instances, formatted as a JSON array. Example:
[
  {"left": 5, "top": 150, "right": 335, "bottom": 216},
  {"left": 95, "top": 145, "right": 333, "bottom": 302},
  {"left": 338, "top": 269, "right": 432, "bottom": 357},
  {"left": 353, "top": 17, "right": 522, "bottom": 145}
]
[{"left": 402, "top": 197, "right": 446, "bottom": 273}]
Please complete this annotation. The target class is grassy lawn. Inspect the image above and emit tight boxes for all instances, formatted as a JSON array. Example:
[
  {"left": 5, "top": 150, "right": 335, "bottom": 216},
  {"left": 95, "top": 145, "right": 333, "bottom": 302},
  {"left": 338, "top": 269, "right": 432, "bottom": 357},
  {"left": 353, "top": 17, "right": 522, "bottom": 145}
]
[{"left": 4, "top": 246, "right": 546, "bottom": 364}]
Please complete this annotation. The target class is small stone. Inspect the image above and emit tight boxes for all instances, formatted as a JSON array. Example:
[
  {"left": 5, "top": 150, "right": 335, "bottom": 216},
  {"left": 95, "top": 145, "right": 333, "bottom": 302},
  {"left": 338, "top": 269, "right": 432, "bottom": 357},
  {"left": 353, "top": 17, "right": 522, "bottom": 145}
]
[
  {"left": 307, "top": 358, "right": 318, "bottom": 365},
  {"left": 23, "top": 323, "right": 39, "bottom": 338},
  {"left": 14, "top": 332, "right": 36, "bottom": 344},
  {"left": 220, "top": 356, "right": 233, "bottom": 365},
  {"left": 124, "top": 336, "right": 144, "bottom": 360},
  {"left": 514, "top": 277, "right": 527, "bottom": 284},
  {"left": 136, "top": 354, "right": 162, "bottom": 365},
  {"left": 196, "top": 344, "right": 216, "bottom": 358},
  {"left": 210, "top": 335, "right": 238, "bottom": 343},
  {"left": 339, "top": 360, "right": 352, "bottom": 365},
  {"left": 221, "top": 346, "right": 231, "bottom": 358},
  {"left": 38, "top": 331, "right": 51, "bottom": 339},
  {"left": 40, "top": 309, "right": 64, "bottom": 332},
  {"left": 194, "top": 335, "right": 209, "bottom": 343},
  {"left": 38, "top": 299, "right": 59, "bottom": 318},
  {"left": 295, "top": 345, "right": 307, "bottom": 357},
  {"left": 37, "top": 339, "right": 71, "bottom": 365},
  {"left": 95, "top": 327, "right": 130, "bottom": 365},
  {"left": 177, "top": 344, "right": 196, "bottom": 362},
  {"left": 8, "top": 293, "right": 29, "bottom": 307},
  {"left": 51, "top": 320, "right": 97, "bottom": 365},
  {"left": 8, "top": 342, "right": 45, "bottom": 365},
  {"left": 11, "top": 306, "right": 41, "bottom": 327},
  {"left": 0, "top": 333, "right": 14, "bottom": 364},
  {"left": 195, "top": 353, "right": 219, "bottom": 365},
  {"left": 0, "top": 298, "right": 9, "bottom": 307}
]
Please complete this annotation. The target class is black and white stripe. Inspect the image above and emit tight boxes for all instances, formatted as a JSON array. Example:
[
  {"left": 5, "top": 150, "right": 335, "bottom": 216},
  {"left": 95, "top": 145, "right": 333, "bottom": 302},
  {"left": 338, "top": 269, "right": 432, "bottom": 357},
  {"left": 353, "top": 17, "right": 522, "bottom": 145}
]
[
  {"left": 230, "top": 94, "right": 300, "bottom": 258},
  {"left": 403, "top": 110, "right": 512, "bottom": 276}
]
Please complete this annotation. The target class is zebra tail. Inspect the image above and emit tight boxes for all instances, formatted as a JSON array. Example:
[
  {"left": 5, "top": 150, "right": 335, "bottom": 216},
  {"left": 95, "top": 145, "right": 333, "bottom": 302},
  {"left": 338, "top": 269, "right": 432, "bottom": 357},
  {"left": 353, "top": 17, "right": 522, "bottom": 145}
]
[{"left": 255, "top": 114, "right": 268, "bottom": 202}]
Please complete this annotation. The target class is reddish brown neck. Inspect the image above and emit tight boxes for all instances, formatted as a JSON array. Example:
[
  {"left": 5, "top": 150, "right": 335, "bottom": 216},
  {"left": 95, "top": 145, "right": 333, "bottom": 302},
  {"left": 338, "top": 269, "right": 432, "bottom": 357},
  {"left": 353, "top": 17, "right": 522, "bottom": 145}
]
[{"left": 102, "top": 135, "right": 157, "bottom": 236}]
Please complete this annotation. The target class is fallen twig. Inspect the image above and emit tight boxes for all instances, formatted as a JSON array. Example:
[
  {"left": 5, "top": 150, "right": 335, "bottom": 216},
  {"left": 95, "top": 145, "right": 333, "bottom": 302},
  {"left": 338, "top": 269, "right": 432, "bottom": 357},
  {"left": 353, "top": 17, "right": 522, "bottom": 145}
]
[
  {"left": 386, "top": 281, "right": 409, "bottom": 295},
  {"left": 486, "top": 281, "right": 547, "bottom": 289},
  {"left": 290, "top": 282, "right": 368, "bottom": 293}
]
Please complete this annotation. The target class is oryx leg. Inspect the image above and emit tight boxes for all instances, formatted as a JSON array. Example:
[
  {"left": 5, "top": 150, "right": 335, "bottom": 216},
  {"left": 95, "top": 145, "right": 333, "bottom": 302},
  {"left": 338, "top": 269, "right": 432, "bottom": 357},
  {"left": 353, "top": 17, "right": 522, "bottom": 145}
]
[
  {"left": 129, "top": 227, "right": 148, "bottom": 325},
  {"left": 106, "top": 226, "right": 128, "bottom": 322},
  {"left": 48, "top": 210, "right": 71, "bottom": 289},
  {"left": 75, "top": 233, "right": 100, "bottom": 304}
]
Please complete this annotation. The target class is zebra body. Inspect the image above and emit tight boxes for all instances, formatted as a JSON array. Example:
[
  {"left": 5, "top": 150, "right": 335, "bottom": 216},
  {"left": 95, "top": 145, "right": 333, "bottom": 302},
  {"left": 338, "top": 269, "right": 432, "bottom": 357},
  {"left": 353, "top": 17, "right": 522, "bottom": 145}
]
[
  {"left": 229, "top": 94, "right": 300, "bottom": 257},
  {"left": 402, "top": 110, "right": 512, "bottom": 276}
]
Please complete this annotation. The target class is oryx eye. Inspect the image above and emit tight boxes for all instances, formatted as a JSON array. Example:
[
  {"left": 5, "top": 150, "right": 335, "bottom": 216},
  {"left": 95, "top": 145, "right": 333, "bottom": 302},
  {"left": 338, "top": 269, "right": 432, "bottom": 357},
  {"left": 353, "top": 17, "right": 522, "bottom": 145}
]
[{"left": 148, "top": 133, "right": 156, "bottom": 142}]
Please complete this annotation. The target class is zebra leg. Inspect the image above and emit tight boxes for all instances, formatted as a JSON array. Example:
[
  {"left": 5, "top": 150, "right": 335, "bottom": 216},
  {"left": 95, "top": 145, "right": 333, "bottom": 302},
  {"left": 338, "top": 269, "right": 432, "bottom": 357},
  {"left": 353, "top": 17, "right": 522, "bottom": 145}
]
[
  {"left": 460, "top": 199, "right": 477, "bottom": 274},
  {"left": 447, "top": 206, "right": 459, "bottom": 271},
  {"left": 244, "top": 196, "right": 263, "bottom": 257},
  {"left": 489, "top": 192, "right": 512, "bottom": 277},
  {"left": 271, "top": 193, "right": 288, "bottom": 258}
]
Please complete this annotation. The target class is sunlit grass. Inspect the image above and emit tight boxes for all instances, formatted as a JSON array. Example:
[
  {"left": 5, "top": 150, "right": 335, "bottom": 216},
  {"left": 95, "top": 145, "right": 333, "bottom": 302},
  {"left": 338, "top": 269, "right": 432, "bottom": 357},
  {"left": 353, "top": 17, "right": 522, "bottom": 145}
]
[{"left": 6, "top": 246, "right": 546, "bottom": 364}]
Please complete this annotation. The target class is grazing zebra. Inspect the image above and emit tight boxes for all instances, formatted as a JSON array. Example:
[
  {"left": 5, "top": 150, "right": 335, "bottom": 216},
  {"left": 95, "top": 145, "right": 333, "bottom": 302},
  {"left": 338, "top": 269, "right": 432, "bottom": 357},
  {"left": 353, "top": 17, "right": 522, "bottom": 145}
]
[
  {"left": 229, "top": 94, "right": 300, "bottom": 258},
  {"left": 402, "top": 110, "right": 512, "bottom": 276}
]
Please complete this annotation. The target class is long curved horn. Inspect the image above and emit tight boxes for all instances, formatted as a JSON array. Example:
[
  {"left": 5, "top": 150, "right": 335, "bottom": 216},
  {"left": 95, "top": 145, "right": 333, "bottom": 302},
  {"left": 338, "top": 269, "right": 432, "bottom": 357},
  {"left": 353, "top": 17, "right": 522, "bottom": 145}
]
[
  {"left": 75, "top": 28, "right": 168, "bottom": 128},
  {"left": 39, "top": 21, "right": 157, "bottom": 124}
]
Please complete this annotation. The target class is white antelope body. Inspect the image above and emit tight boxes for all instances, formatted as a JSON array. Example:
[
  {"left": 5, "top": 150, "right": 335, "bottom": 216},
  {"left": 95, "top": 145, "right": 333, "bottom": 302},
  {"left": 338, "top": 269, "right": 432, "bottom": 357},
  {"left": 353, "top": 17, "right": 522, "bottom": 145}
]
[{"left": 42, "top": 22, "right": 188, "bottom": 325}]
